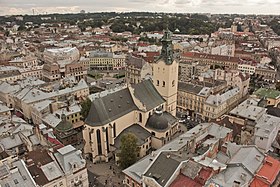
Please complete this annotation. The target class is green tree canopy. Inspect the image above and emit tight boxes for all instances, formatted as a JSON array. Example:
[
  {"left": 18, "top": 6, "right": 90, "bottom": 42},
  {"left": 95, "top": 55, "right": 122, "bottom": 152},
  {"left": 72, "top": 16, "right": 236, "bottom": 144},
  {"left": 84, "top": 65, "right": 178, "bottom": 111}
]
[
  {"left": 80, "top": 98, "right": 92, "bottom": 119},
  {"left": 119, "top": 133, "right": 139, "bottom": 169}
]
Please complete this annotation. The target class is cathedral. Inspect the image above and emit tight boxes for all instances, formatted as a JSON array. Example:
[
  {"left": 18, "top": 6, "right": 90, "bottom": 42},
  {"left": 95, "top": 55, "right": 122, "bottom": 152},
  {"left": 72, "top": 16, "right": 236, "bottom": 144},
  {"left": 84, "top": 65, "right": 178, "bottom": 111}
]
[{"left": 83, "top": 30, "right": 179, "bottom": 163}]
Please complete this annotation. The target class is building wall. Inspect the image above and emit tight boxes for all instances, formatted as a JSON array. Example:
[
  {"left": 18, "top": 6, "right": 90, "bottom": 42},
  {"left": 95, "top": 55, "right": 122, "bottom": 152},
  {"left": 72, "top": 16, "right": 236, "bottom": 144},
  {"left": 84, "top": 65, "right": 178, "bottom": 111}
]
[
  {"left": 152, "top": 59, "right": 178, "bottom": 116},
  {"left": 9, "top": 57, "right": 38, "bottom": 68},
  {"left": 65, "top": 63, "right": 87, "bottom": 81},
  {"left": 18, "top": 87, "right": 89, "bottom": 121},
  {"left": 80, "top": 55, "right": 126, "bottom": 71},
  {"left": 83, "top": 111, "right": 136, "bottom": 163},
  {"left": 142, "top": 176, "right": 162, "bottom": 187},
  {"left": 124, "top": 175, "right": 142, "bottom": 187},
  {"left": 238, "top": 64, "right": 256, "bottom": 75},
  {"left": 126, "top": 62, "right": 152, "bottom": 85},
  {"left": 180, "top": 54, "right": 239, "bottom": 70},
  {"left": 214, "top": 69, "right": 250, "bottom": 97},
  {"left": 21, "top": 68, "right": 43, "bottom": 79},
  {"left": 43, "top": 47, "right": 80, "bottom": 64},
  {"left": 65, "top": 167, "right": 89, "bottom": 187},
  {"left": 203, "top": 91, "right": 242, "bottom": 120},
  {"left": 255, "top": 68, "right": 276, "bottom": 82},
  {"left": 177, "top": 90, "right": 207, "bottom": 118},
  {"left": 254, "top": 126, "right": 278, "bottom": 152},
  {"left": 179, "top": 61, "right": 210, "bottom": 80}
]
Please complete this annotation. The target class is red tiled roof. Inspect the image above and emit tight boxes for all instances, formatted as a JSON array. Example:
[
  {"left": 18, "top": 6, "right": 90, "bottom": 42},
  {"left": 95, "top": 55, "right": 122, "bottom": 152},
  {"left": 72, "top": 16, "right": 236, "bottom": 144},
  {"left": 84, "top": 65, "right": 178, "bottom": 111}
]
[
  {"left": 145, "top": 51, "right": 160, "bottom": 57},
  {"left": 250, "top": 156, "right": 280, "bottom": 187},
  {"left": 137, "top": 42, "right": 149, "bottom": 47},
  {"left": 170, "top": 174, "right": 202, "bottom": 187},
  {"left": 234, "top": 32, "right": 255, "bottom": 36},
  {"left": 48, "top": 136, "right": 64, "bottom": 149},
  {"left": 181, "top": 52, "right": 240, "bottom": 63},
  {"left": 195, "top": 167, "right": 212, "bottom": 184}
]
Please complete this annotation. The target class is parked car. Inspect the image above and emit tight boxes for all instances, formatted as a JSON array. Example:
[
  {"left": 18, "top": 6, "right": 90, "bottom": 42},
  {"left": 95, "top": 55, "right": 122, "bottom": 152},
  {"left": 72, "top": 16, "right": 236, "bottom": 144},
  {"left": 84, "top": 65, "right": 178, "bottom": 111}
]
[{"left": 179, "top": 119, "right": 186, "bottom": 123}]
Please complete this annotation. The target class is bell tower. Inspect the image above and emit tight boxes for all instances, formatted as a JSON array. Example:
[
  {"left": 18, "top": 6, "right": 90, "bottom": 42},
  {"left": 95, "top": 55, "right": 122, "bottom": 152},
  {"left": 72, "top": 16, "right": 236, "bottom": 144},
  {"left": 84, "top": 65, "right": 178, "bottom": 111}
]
[{"left": 152, "top": 30, "right": 178, "bottom": 116}]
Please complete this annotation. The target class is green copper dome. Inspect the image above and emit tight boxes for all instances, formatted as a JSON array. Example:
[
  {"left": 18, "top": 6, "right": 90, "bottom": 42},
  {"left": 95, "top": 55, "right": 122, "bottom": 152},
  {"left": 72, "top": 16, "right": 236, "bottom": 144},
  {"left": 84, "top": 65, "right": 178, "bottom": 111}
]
[{"left": 56, "top": 114, "right": 73, "bottom": 132}]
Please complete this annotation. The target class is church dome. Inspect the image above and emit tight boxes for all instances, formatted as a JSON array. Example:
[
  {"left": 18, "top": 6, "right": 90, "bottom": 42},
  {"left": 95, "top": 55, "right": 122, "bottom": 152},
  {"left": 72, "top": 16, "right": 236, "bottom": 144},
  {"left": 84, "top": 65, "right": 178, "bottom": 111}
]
[
  {"left": 145, "top": 107, "right": 169, "bottom": 131},
  {"left": 56, "top": 114, "right": 73, "bottom": 132}
]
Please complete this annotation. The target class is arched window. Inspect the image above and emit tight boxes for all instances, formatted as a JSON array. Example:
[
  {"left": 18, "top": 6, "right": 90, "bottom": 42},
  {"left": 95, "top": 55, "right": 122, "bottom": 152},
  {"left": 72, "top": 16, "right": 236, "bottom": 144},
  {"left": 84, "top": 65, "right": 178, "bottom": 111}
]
[
  {"left": 163, "top": 81, "right": 165, "bottom": 87},
  {"left": 105, "top": 127, "right": 110, "bottom": 153},
  {"left": 139, "top": 113, "right": 142, "bottom": 123},
  {"left": 113, "top": 123, "right": 116, "bottom": 138},
  {"left": 157, "top": 80, "right": 159, "bottom": 86},
  {"left": 96, "top": 129, "right": 102, "bottom": 155}
]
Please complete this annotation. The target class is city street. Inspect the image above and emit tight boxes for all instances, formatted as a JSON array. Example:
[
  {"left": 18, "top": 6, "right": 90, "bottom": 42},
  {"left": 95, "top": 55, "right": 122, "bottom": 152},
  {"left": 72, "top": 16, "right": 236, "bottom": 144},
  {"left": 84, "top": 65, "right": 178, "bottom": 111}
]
[{"left": 87, "top": 160, "right": 125, "bottom": 187}]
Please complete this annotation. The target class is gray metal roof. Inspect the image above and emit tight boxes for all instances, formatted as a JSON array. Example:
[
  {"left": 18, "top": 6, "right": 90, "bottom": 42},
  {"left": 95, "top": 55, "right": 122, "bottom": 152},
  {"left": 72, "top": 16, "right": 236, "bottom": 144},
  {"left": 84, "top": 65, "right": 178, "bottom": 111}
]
[
  {"left": 114, "top": 124, "right": 151, "bottom": 149},
  {"left": 123, "top": 123, "right": 232, "bottom": 184},
  {"left": 86, "top": 80, "right": 165, "bottom": 126},
  {"left": 209, "top": 165, "right": 253, "bottom": 187},
  {"left": 1, "top": 134, "right": 23, "bottom": 150},
  {"left": 144, "top": 152, "right": 181, "bottom": 186},
  {"left": 85, "top": 88, "right": 137, "bottom": 127},
  {"left": 229, "top": 99, "right": 266, "bottom": 121},
  {"left": 0, "top": 160, "right": 37, "bottom": 187},
  {"left": 205, "top": 87, "right": 240, "bottom": 106},
  {"left": 54, "top": 145, "right": 86, "bottom": 173},
  {"left": 145, "top": 111, "right": 177, "bottom": 132},
  {"left": 131, "top": 80, "right": 165, "bottom": 111},
  {"left": 181, "top": 160, "right": 202, "bottom": 179},
  {"left": 126, "top": 54, "right": 146, "bottom": 69},
  {"left": 255, "top": 114, "right": 280, "bottom": 139},
  {"left": 228, "top": 146, "right": 264, "bottom": 175},
  {"left": 178, "top": 82, "right": 204, "bottom": 94},
  {"left": 41, "top": 161, "right": 63, "bottom": 181}
]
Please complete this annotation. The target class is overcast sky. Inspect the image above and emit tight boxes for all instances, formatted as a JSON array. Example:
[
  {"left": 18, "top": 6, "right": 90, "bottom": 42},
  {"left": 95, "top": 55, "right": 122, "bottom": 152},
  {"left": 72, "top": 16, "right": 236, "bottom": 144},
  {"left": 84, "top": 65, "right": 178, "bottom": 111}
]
[{"left": 1, "top": 0, "right": 280, "bottom": 16}]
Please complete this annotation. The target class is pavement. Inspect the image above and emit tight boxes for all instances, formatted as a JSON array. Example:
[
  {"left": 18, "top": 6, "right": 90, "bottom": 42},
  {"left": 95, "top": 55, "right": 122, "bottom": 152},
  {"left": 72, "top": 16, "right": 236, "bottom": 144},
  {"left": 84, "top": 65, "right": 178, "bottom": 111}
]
[{"left": 87, "top": 160, "right": 125, "bottom": 187}]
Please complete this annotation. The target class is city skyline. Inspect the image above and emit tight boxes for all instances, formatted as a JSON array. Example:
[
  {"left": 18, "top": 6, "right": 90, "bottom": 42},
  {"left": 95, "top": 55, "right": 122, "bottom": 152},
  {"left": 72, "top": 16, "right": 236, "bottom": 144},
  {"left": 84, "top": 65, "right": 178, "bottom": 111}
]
[{"left": 1, "top": 0, "right": 280, "bottom": 16}]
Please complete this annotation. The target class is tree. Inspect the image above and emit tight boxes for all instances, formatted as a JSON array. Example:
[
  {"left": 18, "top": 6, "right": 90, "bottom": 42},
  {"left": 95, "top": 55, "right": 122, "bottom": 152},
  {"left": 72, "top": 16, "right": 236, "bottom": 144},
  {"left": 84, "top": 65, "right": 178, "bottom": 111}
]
[
  {"left": 81, "top": 98, "right": 92, "bottom": 119},
  {"left": 118, "top": 133, "right": 139, "bottom": 169},
  {"left": 276, "top": 82, "right": 280, "bottom": 91}
]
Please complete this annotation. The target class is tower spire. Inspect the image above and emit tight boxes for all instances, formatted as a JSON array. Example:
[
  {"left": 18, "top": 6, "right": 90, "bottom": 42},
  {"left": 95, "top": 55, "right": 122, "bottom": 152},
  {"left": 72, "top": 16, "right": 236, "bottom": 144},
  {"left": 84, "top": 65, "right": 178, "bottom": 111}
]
[{"left": 159, "top": 29, "right": 173, "bottom": 65}]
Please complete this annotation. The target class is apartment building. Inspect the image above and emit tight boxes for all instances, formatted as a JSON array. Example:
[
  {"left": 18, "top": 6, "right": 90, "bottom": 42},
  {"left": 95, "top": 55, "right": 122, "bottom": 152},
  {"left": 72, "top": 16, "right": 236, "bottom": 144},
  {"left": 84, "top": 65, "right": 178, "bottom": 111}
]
[
  {"left": 181, "top": 52, "right": 240, "bottom": 70},
  {"left": 24, "top": 145, "right": 88, "bottom": 187},
  {"left": 9, "top": 56, "right": 38, "bottom": 68},
  {"left": 43, "top": 47, "right": 80, "bottom": 64},
  {"left": 179, "top": 61, "right": 210, "bottom": 80},
  {"left": 177, "top": 82, "right": 211, "bottom": 119},
  {"left": 203, "top": 87, "right": 242, "bottom": 120},
  {"left": 80, "top": 50, "right": 126, "bottom": 71},
  {"left": 125, "top": 54, "right": 152, "bottom": 84}
]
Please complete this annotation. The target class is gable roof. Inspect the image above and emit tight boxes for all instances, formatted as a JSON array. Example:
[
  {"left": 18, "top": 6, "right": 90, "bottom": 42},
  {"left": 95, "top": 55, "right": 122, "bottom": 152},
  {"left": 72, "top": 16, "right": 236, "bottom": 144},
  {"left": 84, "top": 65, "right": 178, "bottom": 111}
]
[
  {"left": 54, "top": 145, "right": 85, "bottom": 173},
  {"left": 228, "top": 146, "right": 265, "bottom": 175},
  {"left": 131, "top": 80, "right": 165, "bottom": 111},
  {"left": 86, "top": 80, "right": 165, "bottom": 126},
  {"left": 144, "top": 152, "right": 181, "bottom": 186},
  {"left": 250, "top": 156, "right": 280, "bottom": 187},
  {"left": 85, "top": 88, "right": 137, "bottom": 127},
  {"left": 114, "top": 124, "right": 151, "bottom": 149}
]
